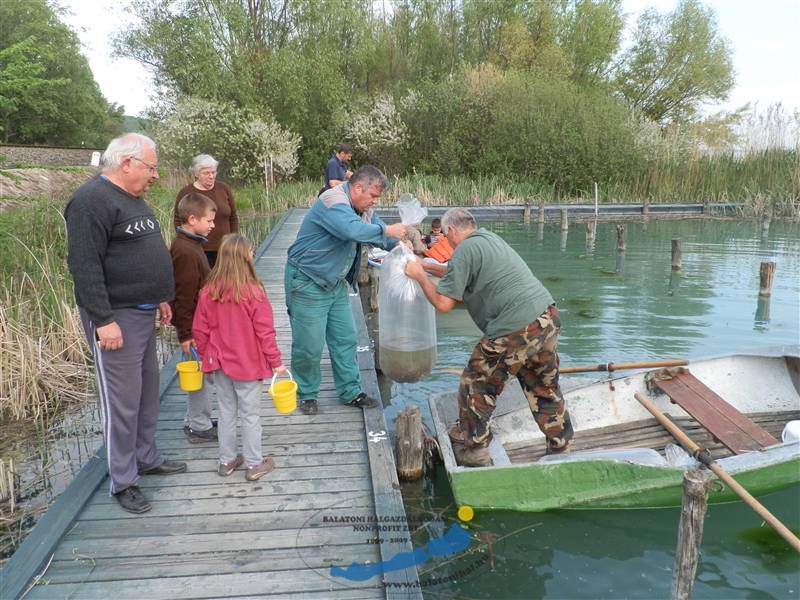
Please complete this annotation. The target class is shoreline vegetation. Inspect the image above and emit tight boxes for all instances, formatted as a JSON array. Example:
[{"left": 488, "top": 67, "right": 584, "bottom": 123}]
[{"left": 0, "top": 159, "right": 798, "bottom": 561}]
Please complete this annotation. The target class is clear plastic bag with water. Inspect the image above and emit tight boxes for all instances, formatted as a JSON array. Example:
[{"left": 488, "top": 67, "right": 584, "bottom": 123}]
[
  {"left": 397, "top": 194, "right": 428, "bottom": 225},
  {"left": 664, "top": 443, "right": 698, "bottom": 467},
  {"left": 378, "top": 245, "right": 436, "bottom": 382}
]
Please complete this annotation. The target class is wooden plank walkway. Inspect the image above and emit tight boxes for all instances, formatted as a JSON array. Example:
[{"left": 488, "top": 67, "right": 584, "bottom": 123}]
[{"left": 3, "top": 209, "right": 421, "bottom": 599}]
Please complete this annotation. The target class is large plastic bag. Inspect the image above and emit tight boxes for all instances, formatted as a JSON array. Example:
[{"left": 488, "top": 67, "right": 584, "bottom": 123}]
[
  {"left": 378, "top": 244, "right": 436, "bottom": 382},
  {"left": 397, "top": 194, "right": 428, "bottom": 225}
]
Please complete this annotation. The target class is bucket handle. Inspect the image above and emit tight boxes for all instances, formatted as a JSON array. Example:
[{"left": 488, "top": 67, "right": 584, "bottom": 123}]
[{"left": 270, "top": 370, "right": 294, "bottom": 389}]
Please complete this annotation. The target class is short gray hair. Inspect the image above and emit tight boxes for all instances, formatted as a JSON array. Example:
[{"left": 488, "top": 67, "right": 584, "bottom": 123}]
[
  {"left": 350, "top": 165, "right": 389, "bottom": 191},
  {"left": 441, "top": 207, "right": 476, "bottom": 234},
  {"left": 102, "top": 134, "right": 156, "bottom": 171},
  {"left": 191, "top": 154, "right": 219, "bottom": 175}
]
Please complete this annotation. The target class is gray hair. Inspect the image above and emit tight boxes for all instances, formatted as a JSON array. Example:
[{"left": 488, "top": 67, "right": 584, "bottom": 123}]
[
  {"left": 101, "top": 134, "right": 156, "bottom": 171},
  {"left": 350, "top": 165, "right": 389, "bottom": 191},
  {"left": 191, "top": 154, "right": 219, "bottom": 175},
  {"left": 441, "top": 207, "right": 476, "bottom": 234}
]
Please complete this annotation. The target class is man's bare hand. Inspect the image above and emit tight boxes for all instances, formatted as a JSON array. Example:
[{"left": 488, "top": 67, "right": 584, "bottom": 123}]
[
  {"left": 385, "top": 223, "right": 407, "bottom": 239},
  {"left": 404, "top": 258, "right": 425, "bottom": 282},
  {"left": 181, "top": 340, "right": 194, "bottom": 356},
  {"left": 159, "top": 302, "right": 172, "bottom": 325},
  {"left": 96, "top": 322, "right": 123, "bottom": 351}
]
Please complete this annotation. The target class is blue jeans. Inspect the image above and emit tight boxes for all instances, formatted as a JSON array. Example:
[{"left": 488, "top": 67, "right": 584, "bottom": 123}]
[{"left": 284, "top": 264, "right": 361, "bottom": 404}]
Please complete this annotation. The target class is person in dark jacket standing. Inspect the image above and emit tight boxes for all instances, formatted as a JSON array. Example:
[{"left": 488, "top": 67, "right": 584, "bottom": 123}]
[
  {"left": 170, "top": 192, "right": 217, "bottom": 444},
  {"left": 322, "top": 144, "right": 353, "bottom": 192},
  {"left": 65, "top": 133, "right": 187, "bottom": 514}
]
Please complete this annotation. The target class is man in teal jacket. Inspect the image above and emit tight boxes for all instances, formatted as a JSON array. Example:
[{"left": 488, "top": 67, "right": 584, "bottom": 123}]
[{"left": 285, "top": 166, "right": 407, "bottom": 415}]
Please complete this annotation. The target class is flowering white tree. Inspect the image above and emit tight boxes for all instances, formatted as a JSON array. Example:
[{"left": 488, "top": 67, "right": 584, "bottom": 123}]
[
  {"left": 157, "top": 97, "right": 301, "bottom": 182},
  {"left": 347, "top": 94, "right": 407, "bottom": 172}
]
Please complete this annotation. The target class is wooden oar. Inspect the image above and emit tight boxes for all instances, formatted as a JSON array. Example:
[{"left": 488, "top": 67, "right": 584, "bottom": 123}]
[
  {"left": 634, "top": 392, "right": 800, "bottom": 553},
  {"left": 561, "top": 359, "right": 688, "bottom": 374},
  {"left": 440, "top": 359, "right": 688, "bottom": 376}
]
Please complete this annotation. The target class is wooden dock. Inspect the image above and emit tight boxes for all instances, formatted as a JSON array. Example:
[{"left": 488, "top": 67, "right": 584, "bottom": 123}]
[{"left": 2, "top": 209, "right": 421, "bottom": 599}]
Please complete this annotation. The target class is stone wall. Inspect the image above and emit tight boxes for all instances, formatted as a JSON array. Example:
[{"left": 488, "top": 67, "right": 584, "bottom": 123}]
[{"left": 0, "top": 144, "right": 102, "bottom": 167}]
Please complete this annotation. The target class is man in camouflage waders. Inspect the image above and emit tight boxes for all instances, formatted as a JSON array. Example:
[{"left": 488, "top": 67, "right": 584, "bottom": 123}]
[{"left": 405, "top": 208, "right": 573, "bottom": 466}]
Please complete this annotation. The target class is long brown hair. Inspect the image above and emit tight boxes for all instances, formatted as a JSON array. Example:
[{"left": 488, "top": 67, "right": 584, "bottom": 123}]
[{"left": 204, "top": 234, "right": 265, "bottom": 303}]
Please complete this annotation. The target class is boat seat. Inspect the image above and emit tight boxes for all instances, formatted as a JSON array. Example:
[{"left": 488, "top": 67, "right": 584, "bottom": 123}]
[{"left": 653, "top": 371, "right": 779, "bottom": 454}]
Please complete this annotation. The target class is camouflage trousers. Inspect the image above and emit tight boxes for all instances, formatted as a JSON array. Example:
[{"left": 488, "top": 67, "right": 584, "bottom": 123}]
[{"left": 457, "top": 305, "right": 573, "bottom": 453}]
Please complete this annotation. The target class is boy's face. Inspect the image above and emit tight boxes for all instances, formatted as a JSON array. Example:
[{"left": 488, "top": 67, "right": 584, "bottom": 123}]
[
  {"left": 431, "top": 226, "right": 442, "bottom": 234},
  {"left": 186, "top": 210, "right": 216, "bottom": 238}
]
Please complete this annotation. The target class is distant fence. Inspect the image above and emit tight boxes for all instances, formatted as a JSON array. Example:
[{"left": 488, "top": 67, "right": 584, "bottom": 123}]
[{"left": 0, "top": 144, "right": 102, "bottom": 167}]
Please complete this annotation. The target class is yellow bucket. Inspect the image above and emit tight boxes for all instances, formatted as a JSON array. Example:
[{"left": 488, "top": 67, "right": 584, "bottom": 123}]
[
  {"left": 269, "top": 371, "right": 297, "bottom": 414},
  {"left": 176, "top": 360, "right": 203, "bottom": 392}
]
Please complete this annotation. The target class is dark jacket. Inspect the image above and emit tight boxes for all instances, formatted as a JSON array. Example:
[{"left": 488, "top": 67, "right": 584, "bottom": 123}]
[{"left": 169, "top": 229, "right": 211, "bottom": 342}]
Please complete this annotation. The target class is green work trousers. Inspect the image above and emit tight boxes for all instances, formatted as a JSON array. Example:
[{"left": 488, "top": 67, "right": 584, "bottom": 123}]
[{"left": 284, "top": 264, "right": 361, "bottom": 404}]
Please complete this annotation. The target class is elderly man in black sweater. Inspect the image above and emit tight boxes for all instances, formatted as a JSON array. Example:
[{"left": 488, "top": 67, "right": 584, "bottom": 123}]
[{"left": 65, "top": 133, "right": 186, "bottom": 514}]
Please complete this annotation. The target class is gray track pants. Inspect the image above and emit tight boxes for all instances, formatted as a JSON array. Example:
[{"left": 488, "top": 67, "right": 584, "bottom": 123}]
[
  {"left": 214, "top": 371, "right": 263, "bottom": 467},
  {"left": 79, "top": 307, "right": 164, "bottom": 494}
]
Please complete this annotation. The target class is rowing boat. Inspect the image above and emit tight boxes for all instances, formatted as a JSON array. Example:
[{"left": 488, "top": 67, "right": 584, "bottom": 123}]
[{"left": 429, "top": 347, "right": 800, "bottom": 511}]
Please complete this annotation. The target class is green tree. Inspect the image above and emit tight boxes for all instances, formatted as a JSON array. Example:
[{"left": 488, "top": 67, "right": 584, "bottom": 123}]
[
  {"left": 0, "top": 0, "right": 123, "bottom": 146},
  {"left": 614, "top": 0, "right": 734, "bottom": 124}
]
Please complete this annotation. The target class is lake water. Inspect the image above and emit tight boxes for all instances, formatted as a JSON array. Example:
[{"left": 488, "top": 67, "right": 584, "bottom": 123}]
[
  {"left": 4, "top": 216, "right": 798, "bottom": 597},
  {"left": 377, "top": 218, "right": 800, "bottom": 599}
]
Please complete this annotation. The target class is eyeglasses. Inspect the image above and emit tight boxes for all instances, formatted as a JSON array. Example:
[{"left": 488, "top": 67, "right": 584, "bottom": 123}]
[{"left": 131, "top": 156, "right": 158, "bottom": 174}]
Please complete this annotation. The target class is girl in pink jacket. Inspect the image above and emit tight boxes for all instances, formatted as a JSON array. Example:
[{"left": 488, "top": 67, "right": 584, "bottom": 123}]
[{"left": 193, "top": 234, "right": 286, "bottom": 481}]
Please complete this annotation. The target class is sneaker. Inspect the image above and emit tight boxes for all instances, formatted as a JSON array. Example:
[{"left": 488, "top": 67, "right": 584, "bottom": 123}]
[
  {"left": 184, "top": 424, "right": 218, "bottom": 444},
  {"left": 139, "top": 459, "right": 187, "bottom": 476},
  {"left": 344, "top": 392, "right": 378, "bottom": 409},
  {"left": 245, "top": 457, "right": 276, "bottom": 481},
  {"left": 299, "top": 400, "right": 318, "bottom": 415},
  {"left": 453, "top": 445, "right": 492, "bottom": 467},
  {"left": 218, "top": 454, "right": 244, "bottom": 477},
  {"left": 114, "top": 485, "right": 151, "bottom": 514},
  {"left": 448, "top": 423, "right": 467, "bottom": 445}
]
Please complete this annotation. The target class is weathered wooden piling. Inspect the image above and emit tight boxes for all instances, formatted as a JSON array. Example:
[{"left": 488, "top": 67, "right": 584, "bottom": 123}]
[
  {"left": 759, "top": 262, "right": 776, "bottom": 297},
  {"left": 523, "top": 203, "right": 531, "bottom": 224},
  {"left": 560, "top": 208, "right": 569, "bottom": 231},
  {"left": 642, "top": 196, "right": 650, "bottom": 217},
  {"left": 538, "top": 202, "right": 545, "bottom": 224},
  {"left": 671, "top": 469, "right": 712, "bottom": 600},
  {"left": 358, "top": 246, "right": 370, "bottom": 285},
  {"left": 616, "top": 224, "right": 626, "bottom": 252},
  {"left": 395, "top": 407, "right": 424, "bottom": 481},
  {"left": 671, "top": 239, "right": 682, "bottom": 270},
  {"left": 585, "top": 221, "right": 596, "bottom": 250},
  {"left": 537, "top": 222, "right": 545, "bottom": 241}
]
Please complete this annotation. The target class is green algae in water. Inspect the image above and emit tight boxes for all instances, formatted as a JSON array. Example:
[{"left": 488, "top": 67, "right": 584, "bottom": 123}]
[
  {"left": 739, "top": 526, "right": 800, "bottom": 571},
  {"left": 543, "top": 276, "right": 562, "bottom": 283},
  {"left": 566, "top": 297, "right": 593, "bottom": 307},
  {"left": 577, "top": 309, "right": 600, "bottom": 319}
]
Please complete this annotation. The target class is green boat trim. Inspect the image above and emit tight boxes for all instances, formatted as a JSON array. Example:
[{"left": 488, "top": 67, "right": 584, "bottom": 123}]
[{"left": 430, "top": 347, "right": 800, "bottom": 512}]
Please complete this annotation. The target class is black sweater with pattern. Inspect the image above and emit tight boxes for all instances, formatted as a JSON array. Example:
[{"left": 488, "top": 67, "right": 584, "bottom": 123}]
[{"left": 65, "top": 176, "right": 175, "bottom": 327}]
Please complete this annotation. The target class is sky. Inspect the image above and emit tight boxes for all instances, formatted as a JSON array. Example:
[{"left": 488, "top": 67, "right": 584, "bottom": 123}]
[{"left": 61, "top": 0, "right": 800, "bottom": 118}]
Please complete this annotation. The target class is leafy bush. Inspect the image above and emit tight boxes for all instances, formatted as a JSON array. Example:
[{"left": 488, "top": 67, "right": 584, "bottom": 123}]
[{"left": 157, "top": 97, "right": 301, "bottom": 183}]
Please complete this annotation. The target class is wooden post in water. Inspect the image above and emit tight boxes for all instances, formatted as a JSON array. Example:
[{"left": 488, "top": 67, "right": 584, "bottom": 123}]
[
  {"left": 616, "top": 224, "right": 626, "bottom": 252},
  {"left": 759, "top": 262, "right": 776, "bottom": 297},
  {"left": 671, "top": 469, "right": 712, "bottom": 600},
  {"left": 671, "top": 239, "right": 682, "bottom": 270},
  {"left": 395, "top": 407, "right": 424, "bottom": 481},
  {"left": 538, "top": 202, "right": 546, "bottom": 224},
  {"left": 523, "top": 203, "right": 531, "bottom": 224},
  {"left": 560, "top": 208, "right": 569, "bottom": 231},
  {"left": 643, "top": 196, "right": 650, "bottom": 218},
  {"left": 585, "top": 221, "right": 596, "bottom": 249}
]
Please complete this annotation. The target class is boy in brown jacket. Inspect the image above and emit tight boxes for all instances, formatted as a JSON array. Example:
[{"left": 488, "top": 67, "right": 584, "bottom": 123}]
[{"left": 171, "top": 192, "right": 218, "bottom": 443}]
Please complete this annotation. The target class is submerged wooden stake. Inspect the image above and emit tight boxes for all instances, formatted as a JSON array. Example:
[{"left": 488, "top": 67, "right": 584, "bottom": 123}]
[
  {"left": 671, "top": 469, "right": 711, "bottom": 600},
  {"left": 560, "top": 208, "right": 569, "bottom": 231},
  {"left": 523, "top": 204, "right": 531, "bottom": 224},
  {"left": 616, "top": 224, "right": 626, "bottom": 252},
  {"left": 672, "top": 239, "right": 682, "bottom": 270},
  {"left": 538, "top": 202, "right": 545, "bottom": 224},
  {"left": 759, "top": 262, "right": 776, "bottom": 297},
  {"left": 396, "top": 407, "right": 424, "bottom": 481}
]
